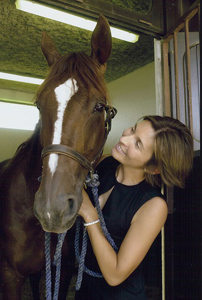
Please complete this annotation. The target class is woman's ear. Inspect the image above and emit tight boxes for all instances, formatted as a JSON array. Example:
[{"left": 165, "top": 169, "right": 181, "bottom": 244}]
[{"left": 144, "top": 166, "right": 160, "bottom": 175}]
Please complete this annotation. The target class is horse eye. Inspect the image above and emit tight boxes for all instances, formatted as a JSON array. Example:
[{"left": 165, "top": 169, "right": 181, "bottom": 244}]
[{"left": 94, "top": 102, "right": 105, "bottom": 113}]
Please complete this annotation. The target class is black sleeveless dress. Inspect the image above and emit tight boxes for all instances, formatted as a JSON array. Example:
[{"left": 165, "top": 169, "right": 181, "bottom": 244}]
[{"left": 75, "top": 156, "right": 164, "bottom": 300}]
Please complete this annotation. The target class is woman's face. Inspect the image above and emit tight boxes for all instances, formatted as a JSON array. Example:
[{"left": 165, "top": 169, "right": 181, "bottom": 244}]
[{"left": 111, "top": 120, "right": 156, "bottom": 170}]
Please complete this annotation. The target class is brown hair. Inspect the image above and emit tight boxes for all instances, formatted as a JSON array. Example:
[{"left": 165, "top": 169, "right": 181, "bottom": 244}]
[
  {"left": 35, "top": 52, "right": 111, "bottom": 105},
  {"left": 142, "top": 115, "right": 193, "bottom": 188}
]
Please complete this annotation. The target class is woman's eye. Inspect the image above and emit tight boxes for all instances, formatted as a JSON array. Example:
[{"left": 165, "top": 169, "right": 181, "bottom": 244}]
[
  {"left": 94, "top": 102, "right": 105, "bottom": 113},
  {"left": 131, "top": 126, "right": 135, "bottom": 133}
]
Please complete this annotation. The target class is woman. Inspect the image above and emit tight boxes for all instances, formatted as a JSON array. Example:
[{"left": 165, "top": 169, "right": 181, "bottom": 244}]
[{"left": 75, "top": 115, "right": 193, "bottom": 300}]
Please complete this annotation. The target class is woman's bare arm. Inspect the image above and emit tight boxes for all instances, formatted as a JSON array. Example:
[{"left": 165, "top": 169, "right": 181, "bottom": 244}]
[{"left": 79, "top": 190, "right": 168, "bottom": 286}]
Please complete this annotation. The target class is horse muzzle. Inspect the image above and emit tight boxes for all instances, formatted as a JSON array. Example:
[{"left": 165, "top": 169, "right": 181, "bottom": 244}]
[{"left": 34, "top": 190, "right": 81, "bottom": 233}]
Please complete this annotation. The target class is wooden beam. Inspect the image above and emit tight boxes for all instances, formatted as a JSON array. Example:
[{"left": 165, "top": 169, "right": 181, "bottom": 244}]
[
  {"left": 162, "top": 0, "right": 200, "bottom": 42},
  {"left": 173, "top": 31, "right": 181, "bottom": 120},
  {"left": 162, "top": 42, "right": 171, "bottom": 116},
  {"left": 35, "top": 0, "right": 165, "bottom": 38}
]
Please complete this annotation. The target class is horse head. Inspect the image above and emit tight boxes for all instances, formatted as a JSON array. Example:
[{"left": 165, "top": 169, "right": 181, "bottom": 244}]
[{"left": 34, "top": 15, "right": 114, "bottom": 233}]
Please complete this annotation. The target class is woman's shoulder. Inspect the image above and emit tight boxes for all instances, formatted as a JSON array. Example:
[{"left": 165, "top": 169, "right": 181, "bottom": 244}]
[
  {"left": 95, "top": 155, "right": 120, "bottom": 194},
  {"left": 132, "top": 195, "right": 168, "bottom": 226}
]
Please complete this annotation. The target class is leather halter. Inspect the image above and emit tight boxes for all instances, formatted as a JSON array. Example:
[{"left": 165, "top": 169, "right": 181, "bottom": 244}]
[{"left": 41, "top": 105, "right": 117, "bottom": 172}]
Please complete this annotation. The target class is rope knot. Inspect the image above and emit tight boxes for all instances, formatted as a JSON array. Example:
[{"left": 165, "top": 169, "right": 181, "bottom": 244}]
[{"left": 85, "top": 173, "right": 100, "bottom": 188}]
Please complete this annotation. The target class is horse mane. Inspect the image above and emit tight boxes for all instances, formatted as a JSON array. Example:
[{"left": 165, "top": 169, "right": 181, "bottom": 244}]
[
  {"left": 8, "top": 121, "right": 42, "bottom": 169},
  {"left": 36, "top": 52, "right": 111, "bottom": 105}
]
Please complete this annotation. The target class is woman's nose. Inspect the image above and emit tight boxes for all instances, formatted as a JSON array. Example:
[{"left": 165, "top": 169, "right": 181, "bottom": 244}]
[
  {"left": 122, "top": 127, "right": 135, "bottom": 137},
  {"left": 120, "top": 130, "right": 134, "bottom": 144},
  {"left": 120, "top": 134, "right": 131, "bottom": 145}
]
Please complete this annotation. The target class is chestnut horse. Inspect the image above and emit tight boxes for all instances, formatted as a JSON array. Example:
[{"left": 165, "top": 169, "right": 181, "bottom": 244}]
[{"left": 0, "top": 15, "right": 115, "bottom": 299}]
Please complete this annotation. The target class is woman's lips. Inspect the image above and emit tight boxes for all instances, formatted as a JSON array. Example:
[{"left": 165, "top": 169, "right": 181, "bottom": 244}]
[{"left": 116, "top": 143, "right": 126, "bottom": 155}]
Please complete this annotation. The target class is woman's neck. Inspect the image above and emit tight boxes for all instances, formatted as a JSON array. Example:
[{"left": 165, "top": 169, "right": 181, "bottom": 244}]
[{"left": 116, "top": 164, "right": 145, "bottom": 186}]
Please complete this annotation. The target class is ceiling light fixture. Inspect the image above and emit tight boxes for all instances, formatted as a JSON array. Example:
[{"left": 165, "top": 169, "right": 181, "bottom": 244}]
[
  {"left": 0, "top": 72, "right": 44, "bottom": 85},
  {"left": 15, "top": 0, "right": 139, "bottom": 43}
]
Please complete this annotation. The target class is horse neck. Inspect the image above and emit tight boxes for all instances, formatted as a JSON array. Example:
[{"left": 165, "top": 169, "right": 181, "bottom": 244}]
[
  {"left": 9, "top": 125, "right": 43, "bottom": 184},
  {"left": 24, "top": 131, "right": 43, "bottom": 184}
]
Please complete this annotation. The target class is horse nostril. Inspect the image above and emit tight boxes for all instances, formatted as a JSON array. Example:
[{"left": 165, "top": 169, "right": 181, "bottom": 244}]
[{"left": 67, "top": 198, "right": 75, "bottom": 214}]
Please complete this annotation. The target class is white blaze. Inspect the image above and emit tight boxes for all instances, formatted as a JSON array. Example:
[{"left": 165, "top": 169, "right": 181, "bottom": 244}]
[{"left": 48, "top": 78, "right": 78, "bottom": 175}]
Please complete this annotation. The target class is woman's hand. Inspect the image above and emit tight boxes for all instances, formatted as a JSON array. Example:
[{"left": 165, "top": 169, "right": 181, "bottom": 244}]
[
  {"left": 78, "top": 189, "right": 98, "bottom": 223},
  {"left": 78, "top": 195, "right": 167, "bottom": 286}
]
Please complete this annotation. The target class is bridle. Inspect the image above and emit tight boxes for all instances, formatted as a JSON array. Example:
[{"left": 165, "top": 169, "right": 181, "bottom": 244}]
[{"left": 41, "top": 105, "right": 117, "bottom": 173}]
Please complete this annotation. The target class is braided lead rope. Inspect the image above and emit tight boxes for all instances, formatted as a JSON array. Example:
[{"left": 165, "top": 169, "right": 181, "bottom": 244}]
[
  {"left": 45, "top": 232, "right": 52, "bottom": 300},
  {"left": 53, "top": 232, "right": 67, "bottom": 266},
  {"left": 86, "top": 174, "right": 118, "bottom": 252},
  {"left": 75, "top": 217, "right": 103, "bottom": 291},
  {"left": 40, "top": 178, "right": 67, "bottom": 299},
  {"left": 91, "top": 186, "right": 118, "bottom": 252},
  {"left": 45, "top": 232, "right": 67, "bottom": 300},
  {"left": 75, "top": 222, "right": 88, "bottom": 290},
  {"left": 53, "top": 232, "right": 67, "bottom": 300},
  {"left": 75, "top": 218, "right": 103, "bottom": 279},
  {"left": 75, "top": 173, "right": 118, "bottom": 290}
]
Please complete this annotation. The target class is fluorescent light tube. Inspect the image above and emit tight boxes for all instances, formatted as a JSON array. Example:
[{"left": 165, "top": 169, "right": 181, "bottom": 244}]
[
  {"left": 0, "top": 72, "right": 44, "bottom": 85},
  {"left": 15, "top": 0, "right": 139, "bottom": 43}
]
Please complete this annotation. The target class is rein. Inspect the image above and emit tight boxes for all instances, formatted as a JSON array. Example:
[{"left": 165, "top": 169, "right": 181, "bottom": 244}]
[{"left": 42, "top": 105, "right": 117, "bottom": 300}]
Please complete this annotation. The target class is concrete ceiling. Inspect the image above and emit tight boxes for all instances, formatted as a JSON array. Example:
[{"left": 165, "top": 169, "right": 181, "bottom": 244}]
[{"left": 1, "top": 0, "right": 156, "bottom": 96}]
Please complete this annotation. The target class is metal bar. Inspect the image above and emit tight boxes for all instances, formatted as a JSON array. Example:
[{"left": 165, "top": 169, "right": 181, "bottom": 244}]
[
  {"left": 184, "top": 19, "right": 193, "bottom": 134},
  {"left": 161, "top": 184, "right": 166, "bottom": 300},
  {"left": 161, "top": 226, "right": 165, "bottom": 300},
  {"left": 173, "top": 31, "right": 181, "bottom": 120},
  {"left": 162, "top": 42, "right": 171, "bottom": 116}
]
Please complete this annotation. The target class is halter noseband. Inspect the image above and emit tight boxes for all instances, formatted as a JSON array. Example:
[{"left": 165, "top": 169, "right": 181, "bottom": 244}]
[{"left": 41, "top": 105, "right": 117, "bottom": 172}]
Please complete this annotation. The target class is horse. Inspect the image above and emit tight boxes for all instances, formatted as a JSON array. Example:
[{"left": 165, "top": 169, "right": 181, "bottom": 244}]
[{"left": 0, "top": 15, "right": 116, "bottom": 299}]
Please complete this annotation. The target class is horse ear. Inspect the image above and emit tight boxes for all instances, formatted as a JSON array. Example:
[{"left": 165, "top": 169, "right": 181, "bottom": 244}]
[
  {"left": 91, "top": 15, "right": 112, "bottom": 65},
  {"left": 41, "top": 32, "right": 61, "bottom": 66}
]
